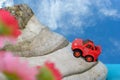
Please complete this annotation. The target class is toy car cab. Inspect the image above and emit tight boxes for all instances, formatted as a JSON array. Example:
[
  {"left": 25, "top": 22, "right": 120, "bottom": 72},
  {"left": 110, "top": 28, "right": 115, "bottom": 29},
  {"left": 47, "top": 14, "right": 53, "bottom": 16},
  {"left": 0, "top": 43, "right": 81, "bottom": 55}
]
[{"left": 71, "top": 38, "right": 101, "bottom": 62}]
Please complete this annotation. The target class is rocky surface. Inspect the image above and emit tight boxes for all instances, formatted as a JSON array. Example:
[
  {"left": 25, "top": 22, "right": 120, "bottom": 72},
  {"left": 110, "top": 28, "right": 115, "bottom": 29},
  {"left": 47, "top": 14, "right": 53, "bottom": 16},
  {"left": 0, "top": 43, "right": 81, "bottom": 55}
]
[
  {"left": 1, "top": 4, "right": 107, "bottom": 80},
  {"left": 4, "top": 15, "right": 69, "bottom": 57},
  {"left": 4, "top": 4, "right": 33, "bottom": 29},
  {"left": 63, "top": 62, "right": 107, "bottom": 80}
]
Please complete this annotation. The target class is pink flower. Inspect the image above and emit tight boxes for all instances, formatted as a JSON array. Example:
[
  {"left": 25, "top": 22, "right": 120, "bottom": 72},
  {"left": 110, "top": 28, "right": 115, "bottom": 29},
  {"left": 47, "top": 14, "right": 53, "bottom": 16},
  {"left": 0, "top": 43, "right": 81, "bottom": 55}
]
[
  {"left": 0, "top": 9, "right": 21, "bottom": 48},
  {"left": 37, "top": 61, "right": 62, "bottom": 80},
  {"left": 0, "top": 51, "right": 38, "bottom": 80}
]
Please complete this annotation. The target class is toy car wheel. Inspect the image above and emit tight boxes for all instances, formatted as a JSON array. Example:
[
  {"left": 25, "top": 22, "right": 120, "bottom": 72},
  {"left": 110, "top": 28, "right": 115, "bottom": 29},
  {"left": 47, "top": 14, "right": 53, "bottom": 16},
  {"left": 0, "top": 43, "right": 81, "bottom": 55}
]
[
  {"left": 85, "top": 55, "right": 94, "bottom": 62},
  {"left": 73, "top": 50, "right": 82, "bottom": 58}
]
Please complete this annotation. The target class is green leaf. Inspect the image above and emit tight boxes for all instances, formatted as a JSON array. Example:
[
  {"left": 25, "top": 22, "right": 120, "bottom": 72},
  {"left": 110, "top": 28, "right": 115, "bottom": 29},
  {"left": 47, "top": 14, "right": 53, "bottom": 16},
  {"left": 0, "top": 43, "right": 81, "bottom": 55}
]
[
  {"left": 3, "top": 72, "right": 20, "bottom": 80},
  {"left": 37, "top": 67, "right": 55, "bottom": 80},
  {"left": 0, "top": 21, "right": 12, "bottom": 36}
]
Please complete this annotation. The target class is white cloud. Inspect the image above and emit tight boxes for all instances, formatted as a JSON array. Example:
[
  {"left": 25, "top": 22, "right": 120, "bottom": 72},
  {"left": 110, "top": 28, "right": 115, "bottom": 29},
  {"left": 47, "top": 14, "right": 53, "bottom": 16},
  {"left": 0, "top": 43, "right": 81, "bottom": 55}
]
[
  {"left": 35, "top": 0, "right": 93, "bottom": 34},
  {"left": 32, "top": 0, "right": 120, "bottom": 34},
  {"left": 90, "top": 0, "right": 120, "bottom": 18},
  {"left": 100, "top": 9, "right": 120, "bottom": 18},
  {"left": 0, "top": 0, "right": 14, "bottom": 8}
]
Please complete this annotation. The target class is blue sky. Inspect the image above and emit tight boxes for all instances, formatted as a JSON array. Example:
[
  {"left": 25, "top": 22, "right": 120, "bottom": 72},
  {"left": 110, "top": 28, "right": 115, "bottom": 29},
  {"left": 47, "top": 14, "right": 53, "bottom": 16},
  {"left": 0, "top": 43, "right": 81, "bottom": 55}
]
[{"left": 0, "top": 0, "right": 120, "bottom": 64}]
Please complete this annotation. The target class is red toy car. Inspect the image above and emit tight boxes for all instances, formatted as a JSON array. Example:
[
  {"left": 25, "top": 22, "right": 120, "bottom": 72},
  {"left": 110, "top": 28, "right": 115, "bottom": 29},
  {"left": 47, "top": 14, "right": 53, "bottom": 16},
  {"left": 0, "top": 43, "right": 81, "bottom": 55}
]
[{"left": 71, "top": 38, "right": 101, "bottom": 62}]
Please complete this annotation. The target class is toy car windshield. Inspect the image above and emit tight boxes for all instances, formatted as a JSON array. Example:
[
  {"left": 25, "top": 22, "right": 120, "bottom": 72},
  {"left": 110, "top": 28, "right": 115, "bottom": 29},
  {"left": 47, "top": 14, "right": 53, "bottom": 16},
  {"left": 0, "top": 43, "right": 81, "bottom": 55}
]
[{"left": 83, "top": 39, "right": 93, "bottom": 45}]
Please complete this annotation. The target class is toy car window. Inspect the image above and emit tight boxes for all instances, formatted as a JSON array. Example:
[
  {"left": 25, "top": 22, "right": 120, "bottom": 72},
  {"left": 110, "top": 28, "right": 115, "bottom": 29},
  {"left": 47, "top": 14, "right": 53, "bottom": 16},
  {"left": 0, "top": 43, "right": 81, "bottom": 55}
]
[
  {"left": 83, "top": 40, "right": 88, "bottom": 44},
  {"left": 83, "top": 39, "right": 93, "bottom": 45},
  {"left": 86, "top": 44, "right": 94, "bottom": 50}
]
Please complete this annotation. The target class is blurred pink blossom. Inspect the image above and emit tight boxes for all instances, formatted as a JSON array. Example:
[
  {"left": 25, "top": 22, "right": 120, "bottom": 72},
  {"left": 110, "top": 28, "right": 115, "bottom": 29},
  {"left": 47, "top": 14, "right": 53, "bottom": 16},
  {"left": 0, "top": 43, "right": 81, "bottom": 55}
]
[{"left": 0, "top": 51, "right": 38, "bottom": 80}]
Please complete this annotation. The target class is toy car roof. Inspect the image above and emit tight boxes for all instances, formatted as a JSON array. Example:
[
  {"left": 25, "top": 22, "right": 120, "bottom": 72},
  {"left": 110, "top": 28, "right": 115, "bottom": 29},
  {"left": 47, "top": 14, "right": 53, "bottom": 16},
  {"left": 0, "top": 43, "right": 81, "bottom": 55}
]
[{"left": 83, "top": 39, "right": 93, "bottom": 45}]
